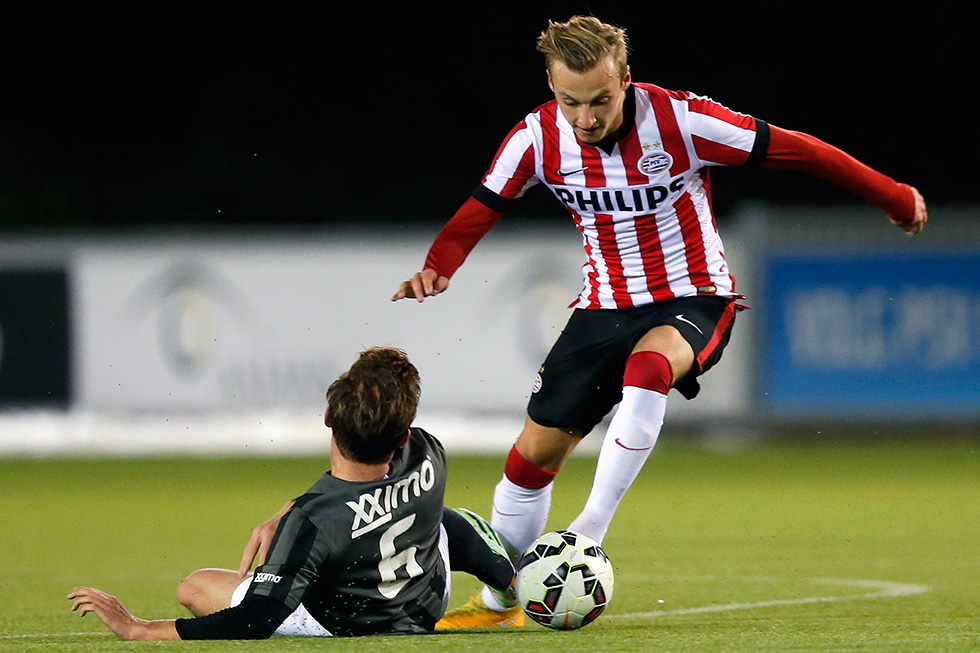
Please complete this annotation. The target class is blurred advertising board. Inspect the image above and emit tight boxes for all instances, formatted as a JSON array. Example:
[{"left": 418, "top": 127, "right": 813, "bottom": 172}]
[
  {"left": 762, "top": 249, "right": 980, "bottom": 419},
  {"left": 70, "top": 227, "right": 750, "bottom": 421}
]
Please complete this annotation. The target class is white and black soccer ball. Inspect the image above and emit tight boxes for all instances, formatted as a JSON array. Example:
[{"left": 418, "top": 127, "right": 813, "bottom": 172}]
[{"left": 515, "top": 530, "right": 614, "bottom": 630}]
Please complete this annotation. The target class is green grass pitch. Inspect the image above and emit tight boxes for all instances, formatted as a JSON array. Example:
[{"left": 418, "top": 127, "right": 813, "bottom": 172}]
[{"left": 2, "top": 436, "right": 978, "bottom": 651}]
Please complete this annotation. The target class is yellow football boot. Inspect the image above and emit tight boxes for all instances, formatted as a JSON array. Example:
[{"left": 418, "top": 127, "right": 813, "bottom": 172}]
[{"left": 436, "top": 594, "right": 525, "bottom": 629}]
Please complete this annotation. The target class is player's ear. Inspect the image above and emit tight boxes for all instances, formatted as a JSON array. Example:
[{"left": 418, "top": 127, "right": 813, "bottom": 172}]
[
  {"left": 397, "top": 430, "right": 410, "bottom": 448},
  {"left": 324, "top": 408, "right": 332, "bottom": 428},
  {"left": 622, "top": 65, "right": 631, "bottom": 88}
]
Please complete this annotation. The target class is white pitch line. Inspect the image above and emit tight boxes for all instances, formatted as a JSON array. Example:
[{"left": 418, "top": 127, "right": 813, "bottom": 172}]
[{"left": 607, "top": 577, "right": 931, "bottom": 620}]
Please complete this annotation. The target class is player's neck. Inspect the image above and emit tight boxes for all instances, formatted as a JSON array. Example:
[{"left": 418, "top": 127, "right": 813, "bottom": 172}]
[
  {"left": 332, "top": 461, "right": 389, "bottom": 482},
  {"left": 329, "top": 440, "right": 390, "bottom": 482}
]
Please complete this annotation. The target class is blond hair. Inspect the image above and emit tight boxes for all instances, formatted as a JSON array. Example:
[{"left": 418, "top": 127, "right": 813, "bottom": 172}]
[
  {"left": 326, "top": 346, "right": 421, "bottom": 465},
  {"left": 536, "top": 15, "right": 629, "bottom": 79}
]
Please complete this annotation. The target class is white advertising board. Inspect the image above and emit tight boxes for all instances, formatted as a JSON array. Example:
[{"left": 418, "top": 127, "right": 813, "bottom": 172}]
[{"left": 72, "top": 224, "right": 751, "bottom": 423}]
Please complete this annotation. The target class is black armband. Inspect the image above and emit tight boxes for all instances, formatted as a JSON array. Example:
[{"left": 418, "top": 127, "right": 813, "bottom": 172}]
[
  {"left": 472, "top": 185, "right": 517, "bottom": 213},
  {"left": 745, "top": 119, "right": 771, "bottom": 167}
]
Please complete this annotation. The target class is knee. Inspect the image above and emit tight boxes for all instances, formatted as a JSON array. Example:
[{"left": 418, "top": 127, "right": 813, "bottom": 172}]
[
  {"left": 632, "top": 325, "right": 694, "bottom": 381},
  {"left": 175, "top": 567, "right": 242, "bottom": 617},
  {"left": 176, "top": 570, "right": 205, "bottom": 611}
]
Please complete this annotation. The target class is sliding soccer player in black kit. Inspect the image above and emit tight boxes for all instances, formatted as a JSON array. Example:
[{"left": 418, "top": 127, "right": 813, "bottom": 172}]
[{"left": 69, "top": 347, "right": 516, "bottom": 639}]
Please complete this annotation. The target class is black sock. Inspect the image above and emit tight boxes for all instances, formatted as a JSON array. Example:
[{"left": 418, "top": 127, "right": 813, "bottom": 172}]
[{"left": 441, "top": 507, "right": 514, "bottom": 592}]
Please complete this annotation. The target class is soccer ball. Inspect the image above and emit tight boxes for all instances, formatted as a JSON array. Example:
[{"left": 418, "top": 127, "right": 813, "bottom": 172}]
[{"left": 515, "top": 530, "right": 614, "bottom": 630}]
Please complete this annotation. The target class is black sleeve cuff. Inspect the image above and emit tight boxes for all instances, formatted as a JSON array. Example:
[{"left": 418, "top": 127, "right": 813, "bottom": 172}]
[
  {"left": 174, "top": 595, "right": 295, "bottom": 640},
  {"left": 745, "top": 118, "right": 770, "bottom": 167},
  {"left": 472, "top": 185, "right": 517, "bottom": 213}
]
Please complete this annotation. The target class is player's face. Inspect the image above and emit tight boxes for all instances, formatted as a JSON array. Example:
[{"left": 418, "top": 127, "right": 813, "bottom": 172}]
[{"left": 548, "top": 56, "right": 631, "bottom": 144}]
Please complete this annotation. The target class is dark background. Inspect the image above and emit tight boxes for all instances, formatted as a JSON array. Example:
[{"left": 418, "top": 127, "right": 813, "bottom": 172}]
[{"left": 0, "top": 3, "right": 966, "bottom": 231}]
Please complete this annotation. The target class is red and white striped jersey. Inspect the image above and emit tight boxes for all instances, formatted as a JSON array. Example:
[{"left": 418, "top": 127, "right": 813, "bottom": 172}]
[{"left": 479, "top": 83, "right": 767, "bottom": 310}]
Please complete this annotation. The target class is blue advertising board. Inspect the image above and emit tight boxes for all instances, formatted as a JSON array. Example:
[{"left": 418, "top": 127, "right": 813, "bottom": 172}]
[{"left": 762, "top": 250, "right": 980, "bottom": 419}]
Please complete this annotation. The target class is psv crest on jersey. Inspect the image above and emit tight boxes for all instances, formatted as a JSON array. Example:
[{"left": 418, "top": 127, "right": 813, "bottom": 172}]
[{"left": 637, "top": 150, "right": 672, "bottom": 177}]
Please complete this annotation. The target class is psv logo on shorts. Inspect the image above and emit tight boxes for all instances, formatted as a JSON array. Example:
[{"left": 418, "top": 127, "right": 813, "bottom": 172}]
[{"left": 637, "top": 150, "right": 673, "bottom": 177}]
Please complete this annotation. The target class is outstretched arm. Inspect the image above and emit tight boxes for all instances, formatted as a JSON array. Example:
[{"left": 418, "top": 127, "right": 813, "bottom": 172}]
[
  {"left": 73, "top": 502, "right": 320, "bottom": 640},
  {"left": 69, "top": 585, "right": 293, "bottom": 640},
  {"left": 762, "top": 124, "right": 928, "bottom": 234},
  {"left": 392, "top": 196, "right": 504, "bottom": 302}
]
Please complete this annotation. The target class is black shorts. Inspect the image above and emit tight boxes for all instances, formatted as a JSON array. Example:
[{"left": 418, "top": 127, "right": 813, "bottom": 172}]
[{"left": 526, "top": 295, "right": 740, "bottom": 434}]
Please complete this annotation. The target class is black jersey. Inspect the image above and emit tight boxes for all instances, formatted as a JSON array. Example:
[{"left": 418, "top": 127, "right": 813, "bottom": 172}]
[{"left": 245, "top": 427, "right": 448, "bottom": 636}]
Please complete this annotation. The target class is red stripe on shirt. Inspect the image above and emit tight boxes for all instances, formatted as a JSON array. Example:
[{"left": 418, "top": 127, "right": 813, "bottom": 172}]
[
  {"left": 618, "top": 129, "right": 649, "bottom": 186},
  {"left": 540, "top": 103, "right": 563, "bottom": 186},
  {"left": 482, "top": 119, "right": 527, "bottom": 183},
  {"left": 692, "top": 135, "right": 751, "bottom": 166},
  {"left": 501, "top": 144, "right": 537, "bottom": 199},
  {"left": 687, "top": 96, "right": 756, "bottom": 130},
  {"left": 593, "top": 212, "right": 632, "bottom": 308},
  {"left": 633, "top": 213, "right": 674, "bottom": 302},
  {"left": 674, "top": 193, "right": 713, "bottom": 290},
  {"left": 581, "top": 145, "right": 606, "bottom": 188},
  {"left": 481, "top": 119, "right": 538, "bottom": 200},
  {"left": 645, "top": 86, "right": 690, "bottom": 175}
]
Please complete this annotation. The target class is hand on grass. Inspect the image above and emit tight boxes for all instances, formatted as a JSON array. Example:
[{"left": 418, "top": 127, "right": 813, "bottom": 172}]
[{"left": 67, "top": 587, "right": 178, "bottom": 640}]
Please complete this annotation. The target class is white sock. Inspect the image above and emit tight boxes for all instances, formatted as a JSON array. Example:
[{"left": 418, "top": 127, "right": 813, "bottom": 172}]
[
  {"left": 490, "top": 474, "right": 553, "bottom": 558},
  {"left": 568, "top": 385, "right": 666, "bottom": 543},
  {"left": 480, "top": 476, "right": 553, "bottom": 609}
]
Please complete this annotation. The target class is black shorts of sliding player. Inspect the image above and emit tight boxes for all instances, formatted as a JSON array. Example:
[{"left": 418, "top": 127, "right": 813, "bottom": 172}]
[{"left": 526, "top": 295, "right": 739, "bottom": 435}]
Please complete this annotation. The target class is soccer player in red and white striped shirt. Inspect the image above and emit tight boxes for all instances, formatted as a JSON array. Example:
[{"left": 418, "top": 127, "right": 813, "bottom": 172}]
[{"left": 393, "top": 15, "right": 927, "bottom": 628}]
